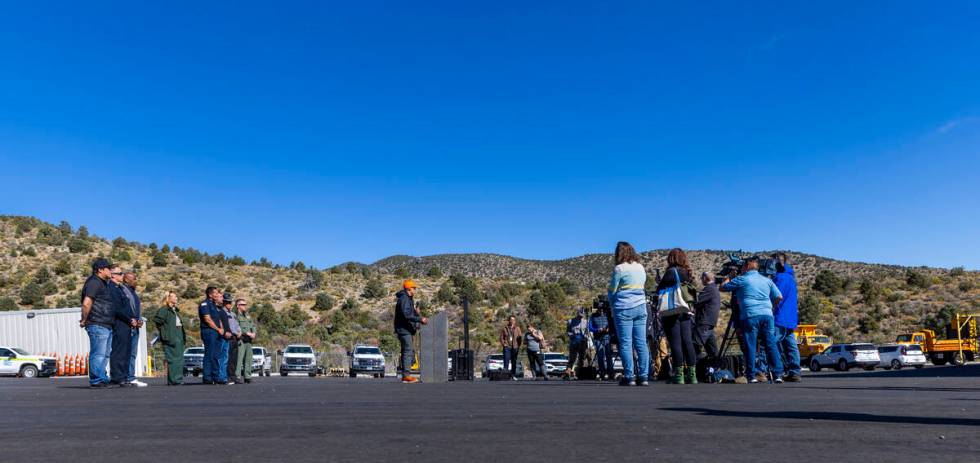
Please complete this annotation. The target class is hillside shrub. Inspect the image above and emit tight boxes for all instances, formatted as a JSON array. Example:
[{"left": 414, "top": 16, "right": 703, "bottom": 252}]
[
  {"left": 22, "top": 247, "right": 37, "bottom": 257},
  {"left": 812, "top": 270, "right": 843, "bottom": 296},
  {"left": 958, "top": 281, "right": 975, "bottom": 292},
  {"left": 426, "top": 267, "right": 443, "bottom": 278},
  {"left": 0, "top": 297, "right": 18, "bottom": 311},
  {"left": 394, "top": 267, "right": 411, "bottom": 279},
  {"left": 40, "top": 281, "right": 58, "bottom": 296},
  {"left": 362, "top": 278, "right": 386, "bottom": 299},
  {"left": 152, "top": 253, "right": 168, "bottom": 267},
  {"left": 949, "top": 266, "right": 966, "bottom": 277},
  {"left": 313, "top": 293, "right": 335, "bottom": 311},
  {"left": 20, "top": 282, "right": 44, "bottom": 306},
  {"left": 436, "top": 281, "right": 456, "bottom": 304},
  {"left": 859, "top": 278, "right": 882, "bottom": 304},
  {"left": 68, "top": 238, "right": 91, "bottom": 253},
  {"left": 798, "top": 293, "right": 822, "bottom": 324},
  {"left": 54, "top": 259, "right": 72, "bottom": 275},
  {"left": 906, "top": 269, "right": 931, "bottom": 289},
  {"left": 34, "top": 267, "right": 52, "bottom": 285}
]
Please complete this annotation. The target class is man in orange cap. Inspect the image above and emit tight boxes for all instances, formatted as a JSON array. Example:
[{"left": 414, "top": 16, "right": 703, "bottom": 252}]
[{"left": 394, "top": 279, "right": 427, "bottom": 383}]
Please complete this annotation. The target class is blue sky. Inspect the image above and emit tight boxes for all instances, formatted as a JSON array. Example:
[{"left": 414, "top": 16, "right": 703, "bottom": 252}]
[{"left": 1, "top": 2, "right": 978, "bottom": 269}]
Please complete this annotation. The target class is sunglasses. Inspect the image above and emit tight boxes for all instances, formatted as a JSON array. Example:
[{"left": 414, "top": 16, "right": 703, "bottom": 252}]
[{"left": 111, "top": 272, "right": 123, "bottom": 276}]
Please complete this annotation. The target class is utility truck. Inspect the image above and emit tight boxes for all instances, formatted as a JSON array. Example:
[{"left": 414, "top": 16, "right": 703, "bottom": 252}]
[
  {"left": 895, "top": 313, "right": 978, "bottom": 366},
  {"left": 794, "top": 324, "right": 833, "bottom": 366}
]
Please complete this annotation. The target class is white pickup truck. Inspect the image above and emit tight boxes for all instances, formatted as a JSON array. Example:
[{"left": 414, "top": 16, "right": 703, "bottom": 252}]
[
  {"left": 0, "top": 347, "right": 57, "bottom": 378},
  {"left": 280, "top": 344, "right": 319, "bottom": 377}
]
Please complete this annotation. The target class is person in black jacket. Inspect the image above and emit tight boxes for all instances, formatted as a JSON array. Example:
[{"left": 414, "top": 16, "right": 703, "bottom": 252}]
[
  {"left": 79, "top": 258, "right": 116, "bottom": 388},
  {"left": 108, "top": 265, "right": 139, "bottom": 387},
  {"left": 657, "top": 248, "right": 698, "bottom": 384},
  {"left": 694, "top": 272, "right": 721, "bottom": 359},
  {"left": 394, "top": 280, "right": 427, "bottom": 383}
]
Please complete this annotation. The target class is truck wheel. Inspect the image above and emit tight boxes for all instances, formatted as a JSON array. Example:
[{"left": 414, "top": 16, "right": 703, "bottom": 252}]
[
  {"left": 890, "top": 360, "right": 902, "bottom": 370},
  {"left": 350, "top": 372, "right": 356, "bottom": 378},
  {"left": 20, "top": 365, "right": 39, "bottom": 378},
  {"left": 930, "top": 356, "right": 947, "bottom": 366},
  {"left": 951, "top": 352, "right": 965, "bottom": 366},
  {"left": 809, "top": 359, "right": 821, "bottom": 372},
  {"left": 836, "top": 359, "right": 849, "bottom": 371},
  {"left": 309, "top": 372, "right": 316, "bottom": 377}
]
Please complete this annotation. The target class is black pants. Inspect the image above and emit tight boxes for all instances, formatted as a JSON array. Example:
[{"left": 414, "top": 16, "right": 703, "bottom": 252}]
[
  {"left": 663, "top": 314, "right": 696, "bottom": 374},
  {"left": 227, "top": 339, "right": 239, "bottom": 381},
  {"left": 693, "top": 324, "right": 719, "bottom": 359},
  {"left": 109, "top": 323, "right": 133, "bottom": 384},
  {"left": 526, "top": 350, "right": 546, "bottom": 378},
  {"left": 396, "top": 330, "right": 414, "bottom": 376},
  {"left": 568, "top": 340, "right": 587, "bottom": 373},
  {"left": 503, "top": 347, "right": 519, "bottom": 376}
]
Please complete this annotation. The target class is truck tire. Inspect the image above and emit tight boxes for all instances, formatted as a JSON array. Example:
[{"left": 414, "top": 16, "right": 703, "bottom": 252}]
[
  {"left": 20, "top": 365, "right": 38, "bottom": 378},
  {"left": 951, "top": 352, "right": 965, "bottom": 366},
  {"left": 890, "top": 360, "right": 902, "bottom": 370},
  {"left": 930, "top": 355, "right": 947, "bottom": 366},
  {"left": 809, "top": 359, "right": 821, "bottom": 372},
  {"left": 836, "top": 359, "right": 849, "bottom": 371}
]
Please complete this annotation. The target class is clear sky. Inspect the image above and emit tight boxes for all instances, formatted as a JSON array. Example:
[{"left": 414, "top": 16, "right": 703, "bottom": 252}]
[{"left": 1, "top": 2, "right": 978, "bottom": 269}]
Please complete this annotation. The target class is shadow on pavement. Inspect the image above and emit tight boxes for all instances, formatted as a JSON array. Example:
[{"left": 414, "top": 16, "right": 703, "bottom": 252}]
[
  {"left": 661, "top": 407, "right": 980, "bottom": 427},
  {"left": 793, "top": 385, "right": 980, "bottom": 393},
  {"left": 806, "top": 363, "right": 980, "bottom": 379}
]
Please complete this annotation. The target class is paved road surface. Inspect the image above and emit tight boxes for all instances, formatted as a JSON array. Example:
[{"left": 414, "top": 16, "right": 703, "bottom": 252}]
[{"left": 2, "top": 365, "right": 978, "bottom": 462}]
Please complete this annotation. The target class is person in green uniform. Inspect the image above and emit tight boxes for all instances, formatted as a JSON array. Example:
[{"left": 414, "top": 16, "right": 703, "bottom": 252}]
[
  {"left": 153, "top": 292, "right": 186, "bottom": 385},
  {"left": 234, "top": 298, "right": 257, "bottom": 384}
]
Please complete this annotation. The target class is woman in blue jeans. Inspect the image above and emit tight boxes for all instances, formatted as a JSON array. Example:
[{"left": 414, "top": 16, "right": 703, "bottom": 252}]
[{"left": 607, "top": 241, "right": 651, "bottom": 386}]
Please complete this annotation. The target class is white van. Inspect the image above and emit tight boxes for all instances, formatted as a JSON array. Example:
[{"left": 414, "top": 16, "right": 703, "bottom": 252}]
[{"left": 877, "top": 344, "right": 927, "bottom": 370}]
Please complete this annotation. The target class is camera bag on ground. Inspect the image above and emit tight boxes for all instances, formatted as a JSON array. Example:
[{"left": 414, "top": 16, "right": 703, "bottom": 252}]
[{"left": 488, "top": 370, "right": 513, "bottom": 381}]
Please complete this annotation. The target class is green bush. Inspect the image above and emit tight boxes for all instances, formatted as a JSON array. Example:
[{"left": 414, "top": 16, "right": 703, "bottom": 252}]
[
  {"left": 54, "top": 259, "right": 72, "bottom": 275},
  {"left": 958, "top": 280, "right": 975, "bottom": 292},
  {"left": 436, "top": 281, "right": 456, "bottom": 304},
  {"left": 40, "top": 281, "right": 58, "bottom": 296},
  {"left": 362, "top": 278, "right": 386, "bottom": 299},
  {"left": 798, "top": 292, "right": 822, "bottom": 324},
  {"left": 152, "top": 253, "right": 168, "bottom": 267},
  {"left": 77, "top": 225, "right": 89, "bottom": 239},
  {"left": 313, "top": 293, "right": 335, "bottom": 311},
  {"left": 21, "top": 247, "right": 37, "bottom": 257},
  {"left": 0, "top": 297, "right": 18, "bottom": 311},
  {"left": 341, "top": 298, "right": 358, "bottom": 312},
  {"left": 394, "top": 267, "right": 412, "bottom": 279},
  {"left": 33, "top": 267, "right": 52, "bottom": 285},
  {"left": 426, "top": 267, "right": 443, "bottom": 278},
  {"left": 949, "top": 266, "right": 966, "bottom": 277},
  {"left": 68, "top": 238, "right": 91, "bottom": 253},
  {"left": 812, "top": 270, "right": 843, "bottom": 296},
  {"left": 19, "top": 282, "right": 44, "bottom": 306},
  {"left": 906, "top": 270, "right": 931, "bottom": 289},
  {"left": 859, "top": 278, "right": 882, "bottom": 304}
]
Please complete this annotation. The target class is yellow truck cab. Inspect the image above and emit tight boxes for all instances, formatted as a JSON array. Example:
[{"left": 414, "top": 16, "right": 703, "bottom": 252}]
[
  {"left": 896, "top": 314, "right": 978, "bottom": 366},
  {"left": 0, "top": 347, "right": 57, "bottom": 378},
  {"left": 794, "top": 324, "right": 833, "bottom": 364}
]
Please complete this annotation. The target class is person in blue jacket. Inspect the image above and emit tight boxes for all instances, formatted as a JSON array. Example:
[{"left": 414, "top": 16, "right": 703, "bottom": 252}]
[{"left": 771, "top": 252, "right": 802, "bottom": 382}]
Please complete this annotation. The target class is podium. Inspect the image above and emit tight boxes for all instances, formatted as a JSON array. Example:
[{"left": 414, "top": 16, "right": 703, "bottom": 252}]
[{"left": 420, "top": 311, "right": 448, "bottom": 383}]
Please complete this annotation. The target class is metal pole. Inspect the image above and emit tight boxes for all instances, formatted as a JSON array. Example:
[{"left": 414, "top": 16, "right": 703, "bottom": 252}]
[{"left": 463, "top": 296, "right": 470, "bottom": 353}]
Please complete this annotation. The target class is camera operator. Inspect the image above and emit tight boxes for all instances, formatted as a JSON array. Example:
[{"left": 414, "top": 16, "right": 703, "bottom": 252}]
[
  {"left": 588, "top": 304, "right": 614, "bottom": 381},
  {"left": 721, "top": 256, "right": 784, "bottom": 383},
  {"left": 771, "top": 253, "right": 802, "bottom": 382},
  {"left": 694, "top": 272, "right": 721, "bottom": 360}
]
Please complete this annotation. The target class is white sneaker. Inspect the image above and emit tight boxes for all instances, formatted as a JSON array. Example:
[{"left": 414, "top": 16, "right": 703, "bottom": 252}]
[{"left": 131, "top": 380, "right": 148, "bottom": 387}]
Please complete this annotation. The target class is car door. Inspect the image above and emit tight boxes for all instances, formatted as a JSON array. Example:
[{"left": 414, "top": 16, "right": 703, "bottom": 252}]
[
  {"left": 0, "top": 348, "right": 17, "bottom": 375},
  {"left": 825, "top": 346, "right": 842, "bottom": 365}
]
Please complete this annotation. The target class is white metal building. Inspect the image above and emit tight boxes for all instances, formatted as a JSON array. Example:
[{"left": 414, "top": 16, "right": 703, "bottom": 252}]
[{"left": 0, "top": 307, "right": 148, "bottom": 377}]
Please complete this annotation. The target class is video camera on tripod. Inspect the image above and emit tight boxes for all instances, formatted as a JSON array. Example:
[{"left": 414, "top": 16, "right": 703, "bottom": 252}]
[{"left": 715, "top": 252, "right": 778, "bottom": 284}]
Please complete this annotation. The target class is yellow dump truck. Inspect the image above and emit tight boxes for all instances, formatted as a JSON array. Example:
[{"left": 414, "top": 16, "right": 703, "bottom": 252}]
[
  {"left": 896, "top": 313, "right": 978, "bottom": 366},
  {"left": 794, "top": 324, "right": 833, "bottom": 365}
]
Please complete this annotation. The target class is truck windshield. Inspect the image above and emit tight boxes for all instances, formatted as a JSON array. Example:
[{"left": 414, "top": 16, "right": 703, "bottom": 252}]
[
  {"left": 252, "top": 348, "right": 264, "bottom": 355},
  {"left": 355, "top": 347, "right": 381, "bottom": 355},
  {"left": 896, "top": 335, "right": 912, "bottom": 342},
  {"left": 811, "top": 336, "right": 830, "bottom": 344},
  {"left": 286, "top": 346, "right": 313, "bottom": 354},
  {"left": 12, "top": 348, "right": 31, "bottom": 356}
]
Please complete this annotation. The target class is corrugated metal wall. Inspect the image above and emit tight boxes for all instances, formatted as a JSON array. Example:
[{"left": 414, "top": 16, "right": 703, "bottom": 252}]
[{"left": 0, "top": 307, "right": 148, "bottom": 377}]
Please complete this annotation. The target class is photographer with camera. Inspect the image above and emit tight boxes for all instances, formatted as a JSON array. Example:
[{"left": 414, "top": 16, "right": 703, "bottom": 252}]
[
  {"left": 721, "top": 256, "right": 784, "bottom": 383},
  {"left": 771, "top": 253, "right": 802, "bottom": 382},
  {"left": 656, "top": 249, "right": 699, "bottom": 385},
  {"left": 565, "top": 309, "right": 588, "bottom": 380},
  {"left": 234, "top": 298, "right": 257, "bottom": 384},
  {"left": 607, "top": 241, "right": 650, "bottom": 386}
]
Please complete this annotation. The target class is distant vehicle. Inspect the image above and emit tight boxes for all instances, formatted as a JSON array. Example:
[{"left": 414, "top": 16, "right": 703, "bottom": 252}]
[
  {"left": 0, "top": 347, "right": 56, "bottom": 378},
  {"left": 252, "top": 346, "right": 272, "bottom": 377},
  {"left": 183, "top": 347, "right": 204, "bottom": 377},
  {"left": 895, "top": 313, "right": 977, "bottom": 365},
  {"left": 809, "top": 343, "right": 880, "bottom": 372},
  {"left": 349, "top": 345, "right": 386, "bottom": 378},
  {"left": 482, "top": 354, "right": 524, "bottom": 378},
  {"left": 794, "top": 324, "right": 833, "bottom": 365},
  {"left": 542, "top": 352, "right": 568, "bottom": 377},
  {"left": 280, "top": 344, "right": 318, "bottom": 377},
  {"left": 877, "top": 344, "right": 926, "bottom": 370}
]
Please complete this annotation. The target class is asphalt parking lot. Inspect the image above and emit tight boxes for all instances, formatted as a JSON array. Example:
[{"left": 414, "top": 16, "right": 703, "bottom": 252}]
[{"left": 2, "top": 365, "right": 978, "bottom": 462}]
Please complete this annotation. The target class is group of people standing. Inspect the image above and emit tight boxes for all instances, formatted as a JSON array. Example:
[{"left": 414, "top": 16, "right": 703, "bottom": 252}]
[
  {"left": 80, "top": 257, "right": 258, "bottom": 388},
  {"left": 79, "top": 258, "right": 146, "bottom": 388}
]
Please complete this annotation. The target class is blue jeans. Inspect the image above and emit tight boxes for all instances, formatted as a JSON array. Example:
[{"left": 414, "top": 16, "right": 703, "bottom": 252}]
[
  {"left": 86, "top": 324, "right": 113, "bottom": 386},
  {"left": 216, "top": 337, "right": 230, "bottom": 383},
  {"left": 775, "top": 326, "right": 801, "bottom": 376},
  {"left": 741, "top": 315, "right": 784, "bottom": 377},
  {"left": 127, "top": 328, "right": 140, "bottom": 382},
  {"left": 613, "top": 304, "right": 650, "bottom": 380},
  {"left": 201, "top": 328, "right": 219, "bottom": 382},
  {"left": 594, "top": 335, "right": 614, "bottom": 377},
  {"left": 503, "top": 347, "right": 519, "bottom": 376}
]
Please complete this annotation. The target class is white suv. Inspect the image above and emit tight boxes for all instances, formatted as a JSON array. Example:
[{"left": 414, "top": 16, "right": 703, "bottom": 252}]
[
  {"left": 809, "top": 343, "right": 880, "bottom": 372},
  {"left": 877, "top": 344, "right": 927, "bottom": 370},
  {"left": 280, "top": 344, "right": 318, "bottom": 377}
]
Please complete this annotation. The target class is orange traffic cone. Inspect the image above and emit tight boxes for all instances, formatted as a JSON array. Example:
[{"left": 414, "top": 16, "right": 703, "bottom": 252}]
[
  {"left": 81, "top": 355, "right": 87, "bottom": 376},
  {"left": 57, "top": 355, "right": 64, "bottom": 376},
  {"left": 74, "top": 354, "right": 81, "bottom": 376},
  {"left": 70, "top": 355, "right": 78, "bottom": 376}
]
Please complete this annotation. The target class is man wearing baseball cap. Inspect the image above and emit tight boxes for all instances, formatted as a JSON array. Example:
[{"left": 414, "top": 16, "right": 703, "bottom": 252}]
[
  {"left": 79, "top": 258, "right": 116, "bottom": 388},
  {"left": 393, "top": 280, "right": 427, "bottom": 383}
]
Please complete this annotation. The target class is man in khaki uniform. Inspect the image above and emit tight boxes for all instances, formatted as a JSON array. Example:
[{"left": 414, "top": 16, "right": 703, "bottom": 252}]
[{"left": 234, "top": 299, "right": 257, "bottom": 384}]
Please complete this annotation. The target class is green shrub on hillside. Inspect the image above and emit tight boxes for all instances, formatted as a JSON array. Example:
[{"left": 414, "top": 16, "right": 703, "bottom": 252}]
[
  {"left": 362, "top": 278, "right": 386, "bottom": 299},
  {"left": 906, "top": 270, "right": 931, "bottom": 289},
  {"left": 313, "top": 293, "right": 335, "bottom": 311},
  {"left": 859, "top": 278, "right": 882, "bottom": 304},
  {"left": 813, "top": 270, "right": 843, "bottom": 296},
  {"left": 0, "top": 297, "right": 18, "bottom": 311},
  {"left": 949, "top": 266, "right": 966, "bottom": 277},
  {"left": 798, "top": 292, "right": 822, "bottom": 324},
  {"left": 54, "top": 259, "right": 72, "bottom": 275},
  {"left": 426, "top": 267, "right": 443, "bottom": 278},
  {"left": 67, "top": 238, "right": 91, "bottom": 253},
  {"left": 20, "top": 282, "right": 43, "bottom": 306},
  {"left": 34, "top": 267, "right": 52, "bottom": 285}
]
